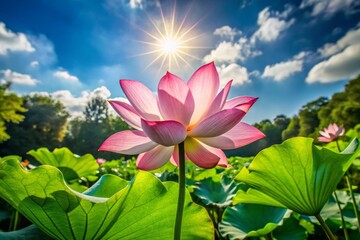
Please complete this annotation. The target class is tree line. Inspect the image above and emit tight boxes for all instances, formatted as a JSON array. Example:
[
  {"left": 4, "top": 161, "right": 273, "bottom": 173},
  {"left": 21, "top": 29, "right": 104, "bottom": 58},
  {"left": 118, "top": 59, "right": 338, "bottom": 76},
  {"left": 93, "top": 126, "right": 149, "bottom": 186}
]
[
  {"left": 0, "top": 86, "right": 130, "bottom": 159},
  {"left": 228, "top": 75, "right": 360, "bottom": 156},
  {"left": 0, "top": 75, "right": 359, "bottom": 159}
]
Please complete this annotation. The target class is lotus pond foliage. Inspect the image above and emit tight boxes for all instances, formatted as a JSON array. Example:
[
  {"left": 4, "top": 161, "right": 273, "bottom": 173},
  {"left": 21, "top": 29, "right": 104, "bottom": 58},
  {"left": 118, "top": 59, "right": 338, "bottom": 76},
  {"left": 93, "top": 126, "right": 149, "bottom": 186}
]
[
  {"left": 0, "top": 65, "right": 360, "bottom": 239},
  {"left": 0, "top": 133, "right": 359, "bottom": 239}
]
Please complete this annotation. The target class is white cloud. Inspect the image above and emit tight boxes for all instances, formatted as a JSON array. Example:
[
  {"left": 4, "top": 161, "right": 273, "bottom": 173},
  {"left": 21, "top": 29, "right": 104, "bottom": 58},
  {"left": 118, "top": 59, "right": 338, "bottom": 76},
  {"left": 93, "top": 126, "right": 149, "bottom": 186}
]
[
  {"left": 262, "top": 60, "right": 303, "bottom": 81},
  {"left": 0, "top": 69, "right": 39, "bottom": 86},
  {"left": 37, "top": 86, "right": 112, "bottom": 118},
  {"left": 276, "top": 4, "right": 293, "bottom": 18},
  {"left": 0, "top": 33, "right": 57, "bottom": 83},
  {"left": 306, "top": 44, "right": 360, "bottom": 84},
  {"left": 0, "top": 22, "right": 35, "bottom": 55},
  {"left": 300, "top": 0, "right": 360, "bottom": 17},
  {"left": 217, "top": 63, "right": 251, "bottom": 87},
  {"left": 257, "top": 7, "right": 271, "bottom": 25},
  {"left": 28, "top": 34, "right": 57, "bottom": 67},
  {"left": 129, "top": 0, "right": 144, "bottom": 9},
  {"left": 293, "top": 51, "right": 311, "bottom": 60},
  {"left": 53, "top": 70, "right": 80, "bottom": 83},
  {"left": 252, "top": 7, "right": 295, "bottom": 43},
  {"left": 213, "top": 25, "right": 241, "bottom": 41},
  {"left": 89, "top": 86, "right": 111, "bottom": 99},
  {"left": 249, "top": 70, "right": 260, "bottom": 77},
  {"left": 30, "top": 61, "right": 39, "bottom": 68},
  {"left": 318, "top": 27, "right": 360, "bottom": 58},
  {"left": 203, "top": 38, "right": 261, "bottom": 63},
  {"left": 204, "top": 41, "right": 243, "bottom": 63}
]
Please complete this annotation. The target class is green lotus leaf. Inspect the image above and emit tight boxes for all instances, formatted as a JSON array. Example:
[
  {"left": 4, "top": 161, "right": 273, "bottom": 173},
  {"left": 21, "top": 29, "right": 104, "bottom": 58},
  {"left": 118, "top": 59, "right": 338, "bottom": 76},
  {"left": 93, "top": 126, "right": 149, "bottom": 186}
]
[
  {"left": 299, "top": 217, "right": 315, "bottom": 235},
  {"left": 307, "top": 191, "right": 348, "bottom": 221},
  {"left": 0, "top": 224, "right": 52, "bottom": 240},
  {"left": 192, "top": 168, "right": 218, "bottom": 181},
  {"left": 349, "top": 229, "right": 360, "bottom": 240},
  {"left": 193, "top": 175, "right": 245, "bottom": 208},
  {"left": 28, "top": 147, "right": 99, "bottom": 190},
  {"left": 306, "top": 191, "right": 359, "bottom": 230},
  {"left": 340, "top": 194, "right": 360, "bottom": 230},
  {"left": 0, "top": 155, "right": 21, "bottom": 163},
  {"left": 233, "top": 187, "right": 286, "bottom": 208},
  {"left": 272, "top": 216, "right": 308, "bottom": 240},
  {"left": 0, "top": 158, "right": 214, "bottom": 240},
  {"left": 219, "top": 203, "right": 290, "bottom": 239},
  {"left": 235, "top": 137, "right": 360, "bottom": 216}
]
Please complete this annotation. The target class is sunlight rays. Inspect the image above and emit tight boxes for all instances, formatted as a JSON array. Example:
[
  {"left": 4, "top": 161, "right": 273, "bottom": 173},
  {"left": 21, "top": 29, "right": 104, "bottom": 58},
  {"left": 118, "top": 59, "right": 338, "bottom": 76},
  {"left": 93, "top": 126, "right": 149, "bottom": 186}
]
[{"left": 137, "top": 4, "right": 206, "bottom": 72}]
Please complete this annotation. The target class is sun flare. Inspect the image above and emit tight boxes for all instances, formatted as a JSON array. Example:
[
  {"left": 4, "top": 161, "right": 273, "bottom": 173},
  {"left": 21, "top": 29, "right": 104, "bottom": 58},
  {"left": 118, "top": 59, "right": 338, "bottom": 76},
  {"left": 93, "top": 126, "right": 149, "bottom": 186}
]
[
  {"left": 137, "top": 6, "right": 205, "bottom": 72},
  {"left": 162, "top": 38, "right": 179, "bottom": 53}
]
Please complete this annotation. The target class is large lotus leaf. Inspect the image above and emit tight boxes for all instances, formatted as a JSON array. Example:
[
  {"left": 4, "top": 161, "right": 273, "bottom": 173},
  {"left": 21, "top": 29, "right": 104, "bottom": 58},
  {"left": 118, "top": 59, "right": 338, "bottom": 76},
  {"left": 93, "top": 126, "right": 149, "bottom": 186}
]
[
  {"left": 308, "top": 191, "right": 349, "bottom": 221},
  {"left": 272, "top": 216, "right": 308, "bottom": 240},
  {"left": 0, "top": 224, "right": 52, "bottom": 240},
  {"left": 192, "top": 168, "right": 218, "bottom": 181},
  {"left": 233, "top": 187, "right": 286, "bottom": 208},
  {"left": 28, "top": 147, "right": 99, "bottom": 183},
  {"left": 235, "top": 137, "right": 360, "bottom": 215},
  {"left": 0, "top": 155, "right": 21, "bottom": 163},
  {"left": 306, "top": 191, "right": 359, "bottom": 230},
  {"left": 0, "top": 158, "right": 214, "bottom": 240},
  {"left": 193, "top": 175, "right": 245, "bottom": 208},
  {"left": 219, "top": 203, "right": 290, "bottom": 239}
]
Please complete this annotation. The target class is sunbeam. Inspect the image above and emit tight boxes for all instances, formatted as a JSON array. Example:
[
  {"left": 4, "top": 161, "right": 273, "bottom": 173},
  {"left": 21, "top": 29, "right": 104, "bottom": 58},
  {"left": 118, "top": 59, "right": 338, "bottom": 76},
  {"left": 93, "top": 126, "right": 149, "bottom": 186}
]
[{"left": 138, "top": 4, "right": 206, "bottom": 72}]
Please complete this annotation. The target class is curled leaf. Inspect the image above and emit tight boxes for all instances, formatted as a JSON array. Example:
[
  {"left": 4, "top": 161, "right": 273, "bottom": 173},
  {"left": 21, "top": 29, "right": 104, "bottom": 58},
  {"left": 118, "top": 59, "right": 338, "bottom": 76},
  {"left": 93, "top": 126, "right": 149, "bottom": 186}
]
[
  {"left": 193, "top": 175, "right": 244, "bottom": 208},
  {"left": 219, "top": 203, "right": 290, "bottom": 239},
  {"left": 236, "top": 137, "right": 360, "bottom": 216}
]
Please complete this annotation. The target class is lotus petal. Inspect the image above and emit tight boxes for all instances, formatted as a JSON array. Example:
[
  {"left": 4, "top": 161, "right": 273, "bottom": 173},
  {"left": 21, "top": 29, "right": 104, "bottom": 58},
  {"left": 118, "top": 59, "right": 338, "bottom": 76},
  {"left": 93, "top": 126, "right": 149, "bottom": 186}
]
[
  {"left": 198, "top": 122, "right": 265, "bottom": 149},
  {"left": 157, "top": 72, "right": 194, "bottom": 125},
  {"left": 185, "top": 137, "right": 224, "bottom": 168},
  {"left": 136, "top": 145, "right": 174, "bottom": 170},
  {"left": 99, "top": 130, "right": 157, "bottom": 154},
  {"left": 187, "top": 62, "right": 219, "bottom": 125},
  {"left": 224, "top": 96, "right": 258, "bottom": 112},
  {"left": 141, "top": 119, "right": 187, "bottom": 146},
  {"left": 189, "top": 109, "right": 245, "bottom": 137},
  {"left": 120, "top": 80, "right": 161, "bottom": 120},
  {"left": 108, "top": 100, "right": 142, "bottom": 130}
]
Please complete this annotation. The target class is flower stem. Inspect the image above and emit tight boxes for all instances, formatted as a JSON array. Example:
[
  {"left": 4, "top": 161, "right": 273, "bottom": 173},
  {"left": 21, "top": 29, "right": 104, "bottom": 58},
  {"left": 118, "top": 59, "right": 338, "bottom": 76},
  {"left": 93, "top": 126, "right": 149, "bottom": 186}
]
[
  {"left": 337, "top": 140, "right": 360, "bottom": 231},
  {"left": 174, "top": 141, "right": 185, "bottom": 240},
  {"left": 336, "top": 140, "right": 342, "bottom": 152},
  {"left": 345, "top": 174, "right": 360, "bottom": 231},
  {"left": 333, "top": 191, "right": 349, "bottom": 240},
  {"left": 13, "top": 210, "right": 19, "bottom": 231},
  {"left": 315, "top": 214, "right": 337, "bottom": 240}
]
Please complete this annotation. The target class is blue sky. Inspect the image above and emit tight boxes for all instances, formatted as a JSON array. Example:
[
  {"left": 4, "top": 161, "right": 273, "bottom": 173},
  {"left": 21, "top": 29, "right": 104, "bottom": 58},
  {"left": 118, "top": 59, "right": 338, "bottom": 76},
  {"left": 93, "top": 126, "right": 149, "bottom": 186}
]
[{"left": 0, "top": 0, "right": 359, "bottom": 123}]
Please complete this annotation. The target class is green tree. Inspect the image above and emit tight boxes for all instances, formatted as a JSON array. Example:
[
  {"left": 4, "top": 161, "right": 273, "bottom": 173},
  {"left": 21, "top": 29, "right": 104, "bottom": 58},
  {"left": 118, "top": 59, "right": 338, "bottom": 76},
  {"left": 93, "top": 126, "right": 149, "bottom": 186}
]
[
  {"left": 298, "top": 97, "right": 328, "bottom": 137},
  {"left": 227, "top": 115, "right": 290, "bottom": 157},
  {"left": 318, "top": 76, "right": 360, "bottom": 130},
  {"left": 64, "top": 97, "right": 130, "bottom": 159},
  {"left": 274, "top": 114, "right": 290, "bottom": 130},
  {"left": 256, "top": 115, "right": 290, "bottom": 148},
  {"left": 84, "top": 97, "right": 109, "bottom": 123},
  {"left": 0, "top": 94, "right": 69, "bottom": 157},
  {"left": 0, "top": 83, "right": 26, "bottom": 142},
  {"left": 282, "top": 116, "right": 300, "bottom": 140}
]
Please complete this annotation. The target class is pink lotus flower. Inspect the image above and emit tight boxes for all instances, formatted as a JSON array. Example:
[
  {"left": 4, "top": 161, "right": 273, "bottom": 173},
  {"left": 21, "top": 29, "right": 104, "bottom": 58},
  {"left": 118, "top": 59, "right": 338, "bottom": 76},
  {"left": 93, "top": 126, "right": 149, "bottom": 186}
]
[
  {"left": 99, "top": 62, "right": 265, "bottom": 170},
  {"left": 96, "top": 158, "right": 106, "bottom": 165},
  {"left": 318, "top": 123, "right": 345, "bottom": 142}
]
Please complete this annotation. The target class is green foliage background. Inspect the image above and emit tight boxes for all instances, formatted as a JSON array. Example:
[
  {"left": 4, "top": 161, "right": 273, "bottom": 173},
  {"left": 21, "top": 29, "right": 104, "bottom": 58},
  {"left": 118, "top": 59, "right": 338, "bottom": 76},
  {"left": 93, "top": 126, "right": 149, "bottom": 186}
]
[{"left": 0, "top": 76, "right": 359, "bottom": 239}]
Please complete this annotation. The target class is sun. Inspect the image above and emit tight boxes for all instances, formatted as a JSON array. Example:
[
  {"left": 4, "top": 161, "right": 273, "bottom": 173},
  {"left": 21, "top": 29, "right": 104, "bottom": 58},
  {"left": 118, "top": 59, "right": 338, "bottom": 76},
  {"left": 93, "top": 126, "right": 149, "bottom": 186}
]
[
  {"left": 136, "top": 5, "right": 205, "bottom": 72},
  {"left": 162, "top": 38, "right": 179, "bottom": 53}
]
